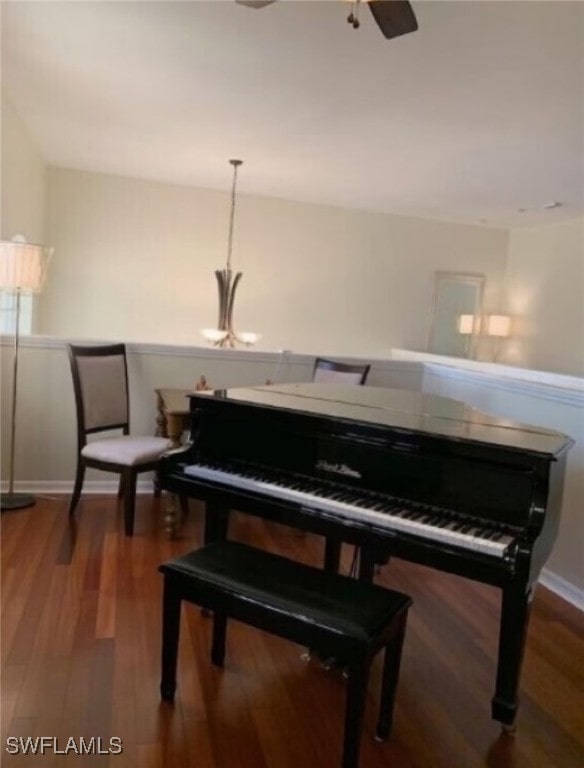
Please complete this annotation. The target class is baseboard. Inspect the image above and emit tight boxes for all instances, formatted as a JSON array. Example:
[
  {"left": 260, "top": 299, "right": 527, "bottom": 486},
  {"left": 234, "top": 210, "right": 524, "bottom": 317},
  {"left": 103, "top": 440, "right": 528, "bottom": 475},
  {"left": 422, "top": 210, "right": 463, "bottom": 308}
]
[
  {"left": 1, "top": 479, "right": 155, "bottom": 496},
  {"left": 539, "top": 568, "right": 584, "bottom": 611}
]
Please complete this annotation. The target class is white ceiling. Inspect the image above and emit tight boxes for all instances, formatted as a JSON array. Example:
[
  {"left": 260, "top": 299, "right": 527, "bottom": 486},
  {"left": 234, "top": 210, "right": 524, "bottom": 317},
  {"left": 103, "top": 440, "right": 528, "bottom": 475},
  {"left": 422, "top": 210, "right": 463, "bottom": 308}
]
[{"left": 2, "top": 0, "right": 583, "bottom": 228}]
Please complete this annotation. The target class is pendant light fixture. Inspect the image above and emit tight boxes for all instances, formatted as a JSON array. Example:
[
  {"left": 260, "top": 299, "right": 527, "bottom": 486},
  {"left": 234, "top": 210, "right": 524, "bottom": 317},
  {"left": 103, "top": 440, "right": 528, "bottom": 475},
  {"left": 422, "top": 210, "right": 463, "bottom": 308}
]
[{"left": 200, "top": 159, "right": 260, "bottom": 348}]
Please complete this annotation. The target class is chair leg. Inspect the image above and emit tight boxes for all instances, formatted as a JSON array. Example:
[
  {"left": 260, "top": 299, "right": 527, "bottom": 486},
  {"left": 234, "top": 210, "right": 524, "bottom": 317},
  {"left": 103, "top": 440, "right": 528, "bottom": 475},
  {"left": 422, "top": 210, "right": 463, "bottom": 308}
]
[
  {"left": 211, "top": 612, "right": 227, "bottom": 667},
  {"left": 376, "top": 617, "right": 408, "bottom": 741},
  {"left": 153, "top": 471, "right": 162, "bottom": 498},
  {"left": 117, "top": 474, "right": 125, "bottom": 499},
  {"left": 160, "top": 578, "right": 181, "bottom": 701},
  {"left": 123, "top": 469, "right": 138, "bottom": 536},
  {"left": 342, "top": 658, "right": 371, "bottom": 768},
  {"left": 69, "top": 460, "right": 86, "bottom": 516}
]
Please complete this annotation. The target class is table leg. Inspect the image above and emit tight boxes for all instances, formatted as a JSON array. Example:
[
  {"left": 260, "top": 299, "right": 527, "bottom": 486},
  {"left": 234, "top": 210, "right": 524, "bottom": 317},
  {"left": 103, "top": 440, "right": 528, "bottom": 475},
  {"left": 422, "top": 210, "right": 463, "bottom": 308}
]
[
  {"left": 165, "top": 414, "right": 185, "bottom": 450},
  {"left": 164, "top": 493, "right": 181, "bottom": 539}
]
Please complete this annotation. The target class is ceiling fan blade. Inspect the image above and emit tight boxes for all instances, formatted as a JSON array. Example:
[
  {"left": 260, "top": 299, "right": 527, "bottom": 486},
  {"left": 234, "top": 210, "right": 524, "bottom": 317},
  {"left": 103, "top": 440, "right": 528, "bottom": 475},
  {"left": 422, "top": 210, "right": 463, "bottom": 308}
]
[
  {"left": 235, "top": 1, "right": 276, "bottom": 8},
  {"left": 368, "top": 0, "right": 418, "bottom": 40}
]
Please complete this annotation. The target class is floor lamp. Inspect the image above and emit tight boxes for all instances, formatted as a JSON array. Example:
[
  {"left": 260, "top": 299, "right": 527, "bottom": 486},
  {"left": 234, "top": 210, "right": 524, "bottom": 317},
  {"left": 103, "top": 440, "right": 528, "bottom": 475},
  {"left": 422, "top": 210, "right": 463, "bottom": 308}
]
[{"left": 0, "top": 238, "right": 51, "bottom": 511}]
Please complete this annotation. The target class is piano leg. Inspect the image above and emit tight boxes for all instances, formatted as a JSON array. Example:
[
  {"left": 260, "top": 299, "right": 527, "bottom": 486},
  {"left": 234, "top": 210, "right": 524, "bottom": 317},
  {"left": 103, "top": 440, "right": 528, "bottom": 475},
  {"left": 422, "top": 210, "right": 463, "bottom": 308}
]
[
  {"left": 306, "top": 537, "right": 345, "bottom": 668},
  {"left": 492, "top": 581, "right": 534, "bottom": 729},
  {"left": 358, "top": 545, "right": 376, "bottom": 583},
  {"left": 358, "top": 541, "right": 392, "bottom": 583},
  {"left": 324, "top": 536, "right": 342, "bottom": 573},
  {"left": 200, "top": 502, "right": 231, "bottom": 619},
  {"left": 204, "top": 501, "right": 230, "bottom": 544},
  {"left": 323, "top": 539, "right": 385, "bottom": 583}
]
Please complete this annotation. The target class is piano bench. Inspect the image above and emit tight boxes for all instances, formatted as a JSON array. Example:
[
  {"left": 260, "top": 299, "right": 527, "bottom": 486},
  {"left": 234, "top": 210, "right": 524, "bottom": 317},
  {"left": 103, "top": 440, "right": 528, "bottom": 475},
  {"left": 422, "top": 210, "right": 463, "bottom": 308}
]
[{"left": 159, "top": 540, "right": 412, "bottom": 768}]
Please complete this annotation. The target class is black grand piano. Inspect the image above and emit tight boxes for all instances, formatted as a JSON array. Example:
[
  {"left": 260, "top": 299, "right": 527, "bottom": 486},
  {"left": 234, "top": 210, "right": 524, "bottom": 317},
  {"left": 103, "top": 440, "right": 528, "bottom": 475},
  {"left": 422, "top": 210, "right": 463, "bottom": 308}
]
[{"left": 159, "top": 382, "right": 574, "bottom": 729}]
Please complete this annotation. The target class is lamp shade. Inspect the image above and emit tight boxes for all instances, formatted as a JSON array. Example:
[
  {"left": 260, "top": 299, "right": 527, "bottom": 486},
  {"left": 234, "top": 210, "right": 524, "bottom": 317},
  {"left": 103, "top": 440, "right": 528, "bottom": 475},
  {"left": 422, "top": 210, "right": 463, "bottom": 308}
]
[
  {"left": 457, "top": 314, "right": 475, "bottom": 335},
  {"left": 200, "top": 328, "right": 229, "bottom": 343},
  {"left": 237, "top": 331, "right": 262, "bottom": 346},
  {"left": 486, "top": 314, "right": 511, "bottom": 338},
  {"left": 0, "top": 241, "right": 51, "bottom": 294}
]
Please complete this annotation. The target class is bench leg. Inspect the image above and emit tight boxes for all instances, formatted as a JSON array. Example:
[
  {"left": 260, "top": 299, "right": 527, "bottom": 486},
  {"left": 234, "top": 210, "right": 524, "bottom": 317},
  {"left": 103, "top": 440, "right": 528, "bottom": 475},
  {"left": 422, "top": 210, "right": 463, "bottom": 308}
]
[
  {"left": 376, "top": 615, "right": 408, "bottom": 740},
  {"left": 342, "top": 659, "right": 371, "bottom": 768},
  {"left": 211, "top": 612, "right": 227, "bottom": 667},
  {"left": 160, "top": 579, "right": 181, "bottom": 701}
]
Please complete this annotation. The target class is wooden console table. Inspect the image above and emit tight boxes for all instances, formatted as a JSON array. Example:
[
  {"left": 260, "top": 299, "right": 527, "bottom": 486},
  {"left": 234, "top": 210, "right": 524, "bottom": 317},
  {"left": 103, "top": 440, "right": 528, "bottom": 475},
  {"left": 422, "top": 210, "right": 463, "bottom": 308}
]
[
  {"left": 155, "top": 388, "right": 192, "bottom": 448},
  {"left": 155, "top": 376, "right": 213, "bottom": 447},
  {"left": 155, "top": 380, "right": 214, "bottom": 537}
]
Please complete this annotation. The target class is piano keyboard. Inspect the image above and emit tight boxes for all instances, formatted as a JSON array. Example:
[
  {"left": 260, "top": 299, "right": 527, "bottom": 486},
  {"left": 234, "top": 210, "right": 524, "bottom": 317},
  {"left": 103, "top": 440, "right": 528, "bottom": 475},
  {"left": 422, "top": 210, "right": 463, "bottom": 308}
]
[{"left": 183, "top": 462, "right": 516, "bottom": 559}]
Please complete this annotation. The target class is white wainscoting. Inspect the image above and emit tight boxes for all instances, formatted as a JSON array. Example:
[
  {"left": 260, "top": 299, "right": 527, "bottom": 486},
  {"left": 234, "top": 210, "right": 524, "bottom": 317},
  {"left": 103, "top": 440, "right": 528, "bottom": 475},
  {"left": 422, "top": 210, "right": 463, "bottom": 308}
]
[{"left": 0, "top": 334, "right": 424, "bottom": 489}]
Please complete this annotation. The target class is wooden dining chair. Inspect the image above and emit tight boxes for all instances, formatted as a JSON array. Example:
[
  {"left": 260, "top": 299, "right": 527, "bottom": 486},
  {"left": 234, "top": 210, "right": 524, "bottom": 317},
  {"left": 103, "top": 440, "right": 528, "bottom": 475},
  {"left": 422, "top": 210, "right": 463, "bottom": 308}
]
[
  {"left": 312, "top": 357, "right": 371, "bottom": 385},
  {"left": 67, "top": 343, "right": 171, "bottom": 536}
]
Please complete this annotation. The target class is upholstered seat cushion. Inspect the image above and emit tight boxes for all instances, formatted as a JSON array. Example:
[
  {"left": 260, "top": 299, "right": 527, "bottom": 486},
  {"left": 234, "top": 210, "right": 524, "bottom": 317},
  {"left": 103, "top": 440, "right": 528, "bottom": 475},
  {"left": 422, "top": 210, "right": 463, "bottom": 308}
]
[{"left": 81, "top": 436, "right": 170, "bottom": 466}]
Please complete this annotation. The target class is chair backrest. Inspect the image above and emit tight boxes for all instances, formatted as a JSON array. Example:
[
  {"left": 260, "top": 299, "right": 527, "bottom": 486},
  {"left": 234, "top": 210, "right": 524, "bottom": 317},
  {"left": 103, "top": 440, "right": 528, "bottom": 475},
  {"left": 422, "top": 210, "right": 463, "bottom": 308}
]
[
  {"left": 68, "top": 343, "right": 130, "bottom": 444},
  {"left": 312, "top": 357, "right": 371, "bottom": 385}
]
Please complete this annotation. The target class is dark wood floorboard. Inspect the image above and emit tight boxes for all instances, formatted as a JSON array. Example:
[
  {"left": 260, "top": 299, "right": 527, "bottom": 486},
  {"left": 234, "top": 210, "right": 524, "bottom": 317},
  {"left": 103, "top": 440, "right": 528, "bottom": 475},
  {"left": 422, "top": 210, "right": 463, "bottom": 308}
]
[{"left": 1, "top": 495, "right": 583, "bottom": 767}]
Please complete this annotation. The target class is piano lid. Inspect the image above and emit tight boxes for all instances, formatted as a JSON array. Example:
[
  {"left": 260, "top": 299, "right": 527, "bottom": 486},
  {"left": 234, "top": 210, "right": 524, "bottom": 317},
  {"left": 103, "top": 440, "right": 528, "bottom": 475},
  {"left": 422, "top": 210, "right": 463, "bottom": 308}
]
[{"left": 190, "top": 383, "right": 574, "bottom": 458}]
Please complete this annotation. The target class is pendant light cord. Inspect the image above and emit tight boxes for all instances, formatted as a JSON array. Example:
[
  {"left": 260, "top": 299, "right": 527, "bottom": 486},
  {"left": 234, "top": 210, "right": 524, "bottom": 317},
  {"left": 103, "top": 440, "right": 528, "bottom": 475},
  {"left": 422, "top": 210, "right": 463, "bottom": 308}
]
[{"left": 226, "top": 159, "right": 243, "bottom": 271}]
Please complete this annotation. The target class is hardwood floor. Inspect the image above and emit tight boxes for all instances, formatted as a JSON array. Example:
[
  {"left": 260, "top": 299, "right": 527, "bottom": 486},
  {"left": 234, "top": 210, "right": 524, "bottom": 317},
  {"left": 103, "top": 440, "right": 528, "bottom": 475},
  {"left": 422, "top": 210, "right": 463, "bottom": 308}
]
[{"left": 1, "top": 495, "right": 583, "bottom": 768}]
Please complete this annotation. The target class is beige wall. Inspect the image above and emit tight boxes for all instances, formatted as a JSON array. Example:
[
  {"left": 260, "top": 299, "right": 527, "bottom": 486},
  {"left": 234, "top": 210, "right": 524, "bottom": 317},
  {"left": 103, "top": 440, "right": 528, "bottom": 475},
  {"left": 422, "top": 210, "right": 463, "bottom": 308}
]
[
  {"left": 503, "top": 218, "right": 584, "bottom": 376},
  {"left": 42, "top": 166, "right": 509, "bottom": 357},
  {"left": 2, "top": 91, "right": 582, "bottom": 376},
  {"left": 0, "top": 92, "right": 47, "bottom": 244},
  {"left": 0, "top": 94, "right": 47, "bottom": 334}
]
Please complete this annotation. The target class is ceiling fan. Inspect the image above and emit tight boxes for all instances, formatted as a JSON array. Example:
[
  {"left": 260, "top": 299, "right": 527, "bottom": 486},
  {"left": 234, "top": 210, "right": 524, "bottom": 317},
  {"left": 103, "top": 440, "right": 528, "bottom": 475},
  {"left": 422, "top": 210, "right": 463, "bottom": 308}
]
[{"left": 236, "top": 0, "right": 418, "bottom": 40}]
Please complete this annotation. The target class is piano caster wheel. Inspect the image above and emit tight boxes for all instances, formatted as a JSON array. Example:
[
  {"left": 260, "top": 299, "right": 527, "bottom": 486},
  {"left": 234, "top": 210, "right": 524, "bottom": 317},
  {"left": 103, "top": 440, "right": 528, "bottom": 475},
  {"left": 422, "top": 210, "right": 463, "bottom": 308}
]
[
  {"left": 301, "top": 650, "right": 313, "bottom": 662},
  {"left": 341, "top": 667, "right": 349, "bottom": 679}
]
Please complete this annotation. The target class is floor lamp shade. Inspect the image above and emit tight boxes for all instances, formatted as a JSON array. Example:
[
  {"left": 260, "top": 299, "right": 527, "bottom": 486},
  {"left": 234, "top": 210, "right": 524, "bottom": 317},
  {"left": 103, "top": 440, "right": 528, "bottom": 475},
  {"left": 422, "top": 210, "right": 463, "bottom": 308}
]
[
  {"left": 0, "top": 239, "right": 52, "bottom": 511},
  {"left": 0, "top": 240, "right": 50, "bottom": 293}
]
